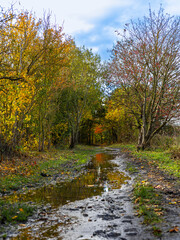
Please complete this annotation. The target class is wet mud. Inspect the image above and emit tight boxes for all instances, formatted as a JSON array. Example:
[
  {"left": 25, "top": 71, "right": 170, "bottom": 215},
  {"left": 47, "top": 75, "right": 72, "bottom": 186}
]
[{"left": 2, "top": 149, "right": 180, "bottom": 240}]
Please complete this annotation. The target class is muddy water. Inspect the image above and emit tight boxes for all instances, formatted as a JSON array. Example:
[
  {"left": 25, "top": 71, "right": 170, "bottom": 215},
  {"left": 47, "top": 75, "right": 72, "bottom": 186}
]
[{"left": 10, "top": 152, "right": 130, "bottom": 239}]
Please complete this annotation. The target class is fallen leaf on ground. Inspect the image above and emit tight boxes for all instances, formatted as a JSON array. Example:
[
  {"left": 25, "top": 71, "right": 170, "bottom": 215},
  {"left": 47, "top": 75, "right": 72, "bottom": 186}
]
[
  {"left": 19, "top": 224, "right": 26, "bottom": 227},
  {"left": 135, "top": 197, "right": 141, "bottom": 204},
  {"left": 169, "top": 226, "right": 179, "bottom": 233}
]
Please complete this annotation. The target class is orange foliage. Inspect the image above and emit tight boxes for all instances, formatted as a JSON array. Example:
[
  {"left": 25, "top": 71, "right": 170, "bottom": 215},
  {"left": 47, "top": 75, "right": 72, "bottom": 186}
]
[{"left": 94, "top": 125, "right": 103, "bottom": 134}]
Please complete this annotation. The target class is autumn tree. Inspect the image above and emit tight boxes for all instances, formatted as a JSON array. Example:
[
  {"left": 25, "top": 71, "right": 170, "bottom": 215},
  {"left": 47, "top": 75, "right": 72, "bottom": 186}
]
[
  {"left": 105, "top": 88, "right": 137, "bottom": 143},
  {"left": 33, "top": 14, "right": 73, "bottom": 151},
  {"left": 107, "top": 7, "right": 180, "bottom": 150},
  {"left": 54, "top": 47, "right": 102, "bottom": 149},
  {"left": 0, "top": 7, "right": 73, "bottom": 153}
]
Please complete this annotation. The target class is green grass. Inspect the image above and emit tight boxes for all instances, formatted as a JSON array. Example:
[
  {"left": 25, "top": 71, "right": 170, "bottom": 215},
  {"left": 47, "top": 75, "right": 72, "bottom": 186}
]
[
  {"left": 0, "top": 145, "right": 103, "bottom": 235},
  {"left": 0, "top": 145, "right": 102, "bottom": 194},
  {"left": 0, "top": 199, "right": 35, "bottom": 224},
  {"left": 133, "top": 182, "right": 163, "bottom": 225},
  {"left": 125, "top": 162, "right": 138, "bottom": 173},
  {"left": 109, "top": 143, "right": 180, "bottom": 178}
]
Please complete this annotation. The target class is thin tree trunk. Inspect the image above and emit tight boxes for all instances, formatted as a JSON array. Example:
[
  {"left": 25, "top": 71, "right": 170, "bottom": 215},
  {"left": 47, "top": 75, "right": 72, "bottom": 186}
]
[
  {"left": 38, "top": 108, "right": 42, "bottom": 151},
  {"left": 47, "top": 121, "right": 51, "bottom": 150},
  {"left": 42, "top": 122, "right": 45, "bottom": 151},
  {"left": 69, "top": 131, "right": 75, "bottom": 149}
]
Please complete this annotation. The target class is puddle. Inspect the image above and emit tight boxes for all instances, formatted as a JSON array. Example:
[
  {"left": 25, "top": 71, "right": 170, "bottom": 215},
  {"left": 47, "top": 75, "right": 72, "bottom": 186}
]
[{"left": 8, "top": 152, "right": 130, "bottom": 239}]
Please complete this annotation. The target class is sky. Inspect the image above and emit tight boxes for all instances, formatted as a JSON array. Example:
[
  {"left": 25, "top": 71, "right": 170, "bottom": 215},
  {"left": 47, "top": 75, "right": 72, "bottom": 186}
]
[{"left": 1, "top": 0, "right": 180, "bottom": 61}]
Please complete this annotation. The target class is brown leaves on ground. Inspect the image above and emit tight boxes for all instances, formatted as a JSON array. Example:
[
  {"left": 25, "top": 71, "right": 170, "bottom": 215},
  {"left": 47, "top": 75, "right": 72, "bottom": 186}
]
[
  {"left": 169, "top": 226, "right": 179, "bottom": 233},
  {"left": 130, "top": 155, "right": 180, "bottom": 207},
  {"left": 0, "top": 155, "right": 39, "bottom": 178}
]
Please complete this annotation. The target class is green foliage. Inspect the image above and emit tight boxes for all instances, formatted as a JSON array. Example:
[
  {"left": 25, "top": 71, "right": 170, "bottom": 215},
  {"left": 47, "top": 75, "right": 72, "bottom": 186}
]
[
  {"left": 138, "top": 205, "right": 160, "bottom": 224},
  {"left": 134, "top": 183, "right": 156, "bottom": 200},
  {"left": 170, "top": 146, "right": 180, "bottom": 160},
  {"left": 134, "top": 182, "right": 162, "bottom": 224},
  {"left": 125, "top": 162, "right": 137, "bottom": 173},
  {"left": 111, "top": 143, "right": 180, "bottom": 177},
  {"left": 0, "top": 200, "right": 34, "bottom": 224},
  {"left": 0, "top": 6, "right": 103, "bottom": 153},
  {"left": 53, "top": 46, "right": 103, "bottom": 148},
  {"left": 0, "top": 145, "right": 102, "bottom": 193},
  {"left": 151, "top": 134, "right": 174, "bottom": 150},
  {"left": 152, "top": 226, "right": 162, "bottom": 237}
]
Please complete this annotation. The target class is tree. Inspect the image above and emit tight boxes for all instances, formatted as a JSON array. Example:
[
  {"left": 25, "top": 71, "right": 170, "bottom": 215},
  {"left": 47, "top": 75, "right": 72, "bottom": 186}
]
[
  {"left": 55, "top": 47, "right": 102, "bottom": 149},
  {"left": 0, "top": 9, "right": 41, "bottom": 150},
  {"left": 0, "top": 7, "right": 73, "bottom": 153},
  {"left": 33, "top": 14, "right": 73, "bottom": 151},
  {"left": 105, "top": 88, "right": 137, "bottom": 143},
  {"left": 107, "top": 7, "right": 180, "bottom": 150}
]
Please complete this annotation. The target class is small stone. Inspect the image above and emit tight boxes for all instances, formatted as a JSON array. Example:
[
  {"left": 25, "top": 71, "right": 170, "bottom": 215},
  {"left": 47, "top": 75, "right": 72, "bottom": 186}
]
[
  {"left": 97, "top": 214, "right": 120, "bottom": 221},
  {"left": 119, "top": 210, "right": 126, "bottom": 213},
  {"left": 68, "top": 208, "right": 79, "bottom": 211},
  {"left": 93, "top": 230, "right": 106, "bottom": 237},
  {"left": 83, "top": 213, "right": 88, "bottom": 217},
  {"left": 78, "top": 235, "right": 83, "bottom": 238},
  {"left": 122, "top": 220, "right": 132, "bottom": 224},
  {"left": 124, "top": 228, "right": 137, "bottom": 232},
  {"left": 126, "top": 232, "right": 137, "bottom": 236},
  {"left": 107, "top": 232, "right": 121, "bottom": 238},
  {"left": 117, "top": 196, "right": 126, "bottom": 199},
  {"left": 123, "top": 215, "right": 134, "bottom": 219}
]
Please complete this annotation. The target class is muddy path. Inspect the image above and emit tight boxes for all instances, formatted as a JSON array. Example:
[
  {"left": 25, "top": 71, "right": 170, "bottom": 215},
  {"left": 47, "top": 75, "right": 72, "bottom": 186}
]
[{"left": 3, "top": 149, "right": 180, "bottom": 239}]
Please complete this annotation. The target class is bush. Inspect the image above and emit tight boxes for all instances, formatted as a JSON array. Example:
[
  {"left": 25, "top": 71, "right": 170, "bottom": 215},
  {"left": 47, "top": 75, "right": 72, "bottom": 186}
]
[
  {"left": 170, "top": 146, "right": 180, "bottom": 160},
  {"left": 151, "top": 134, "right": 173, "bottom": 150},
  {"left": 0, "top": 200, "right": 35, "bottom": 224}
]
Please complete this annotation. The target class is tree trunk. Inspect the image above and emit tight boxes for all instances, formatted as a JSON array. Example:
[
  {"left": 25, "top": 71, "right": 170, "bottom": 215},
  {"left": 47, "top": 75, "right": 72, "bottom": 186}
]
[
  {"left": 41, "top": 122, "right": 45, "bottom": 151},
  {"left": 47, "top": 122, "right": 51, "bottom": 150},
  {"left": 12, "top": 111, "right": 20, "bottom": 148},
  {"left": 69, "top": 132, "right": 75, "bottom": 149},
  {"left": 137, "top": 126, "right": 152, "bottom": 150},
  {"left": 137, "top": 127, "right": 145, "bottom": 150}
]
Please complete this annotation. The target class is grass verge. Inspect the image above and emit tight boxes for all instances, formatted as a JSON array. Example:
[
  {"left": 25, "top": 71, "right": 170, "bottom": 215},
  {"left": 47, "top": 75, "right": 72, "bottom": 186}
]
[
  {"left": 133, "top": 181, "right": 163, "bottom": 237},
  {"left": 133, "top": 182, "right": 163, "bottom": 224},
  {"left": 0, "top": 145, "right": 102, "bottom": 194},
  {"left": 110, "top": 143, "right": 180, "bottom": 236},
  {"left": 0, "top": 145, "right": 102, "bottom": 235},
  {"left": 0, "top": 199, "right": 35, "bottom": 224},
  {"left": 109, "top": 144, "right": 180, "bottom": 177}
]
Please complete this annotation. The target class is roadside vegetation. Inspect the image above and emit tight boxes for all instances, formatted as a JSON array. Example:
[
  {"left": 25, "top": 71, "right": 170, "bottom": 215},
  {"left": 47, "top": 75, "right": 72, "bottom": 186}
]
[
  {"left": 112, "top": 138, "right": 180, "bottom": 178},
  {"left": 133, "top": 182, "right": 163, "bottom": 237},
  {"left": 0, "top": 145, "right": 102, "bottom": 230},
  {"left": 109, "top": 134, "right": 179, "bottom": 235},
  {"left": 133, "top": 182, "right": 163, "bottom": 223},
  {"left": 0, "top": 145, "right": 102, "bottom": 194},
  {"left": 0, "top": 199, "right": 35, "bottom": 238}
]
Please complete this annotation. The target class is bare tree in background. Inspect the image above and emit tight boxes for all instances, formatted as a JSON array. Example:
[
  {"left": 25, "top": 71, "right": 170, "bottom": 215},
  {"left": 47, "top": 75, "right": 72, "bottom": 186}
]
[{"left": 107, "top": 7, "right": 180, "bottom": 150}]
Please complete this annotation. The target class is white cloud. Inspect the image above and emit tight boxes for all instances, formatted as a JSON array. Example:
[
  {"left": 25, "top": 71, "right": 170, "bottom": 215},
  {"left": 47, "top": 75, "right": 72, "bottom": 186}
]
[
  {"left": 1, "top": 0, "right": 179, "bottom": 61},
  {"left": 103, "top": 26, "right": 117, "bottom": 38},
  {"left": 0, "top": 0, "right": 134, "bottom": 34},
  {"left": 89, "top": 35, "right": 99, "bottom": 43},
  {"left": 64, "top": 17, "right": 94, "bottom": 34},
  {"left": 164, "top": 0, "right": 180, "bottom": 14}
]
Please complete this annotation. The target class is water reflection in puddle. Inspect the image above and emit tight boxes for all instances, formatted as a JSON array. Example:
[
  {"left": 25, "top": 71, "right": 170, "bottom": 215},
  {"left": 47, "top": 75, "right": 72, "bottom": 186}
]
[{"left": 10, "top": 152, "right": 130, "bottom": 239}]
